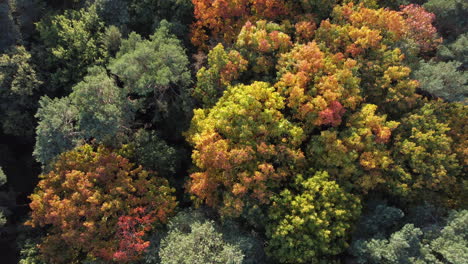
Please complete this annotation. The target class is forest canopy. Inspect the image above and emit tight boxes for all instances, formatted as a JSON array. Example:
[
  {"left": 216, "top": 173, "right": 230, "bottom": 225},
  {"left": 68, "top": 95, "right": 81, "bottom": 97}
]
[{"left": 0, "top": 0, "right": 466, "bottom": 263}]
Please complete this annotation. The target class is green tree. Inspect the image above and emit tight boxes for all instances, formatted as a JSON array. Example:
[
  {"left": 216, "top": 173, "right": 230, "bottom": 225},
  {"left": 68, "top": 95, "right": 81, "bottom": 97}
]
[
  {"left": 0, "top": 0, "right": 20, "bottom": 52},
  {"left": 424, "top": 0, "right": 468, "bottom": 41},
  {"left": 36, "top": 5, "right": 106, "bottom": 93},
  {"left": 414, "top": 60, "right": 467, "bottom": 102},
  {"left": 350, "top": 207, "right": 468, "bottom": 264},
  {"left": 69, "top": 66, "right": 133, "bottom": 144},
  {"left": 267, "top": 171, "right": 361, "bottom": 263},
  {"left": 33, "top": 96, "right": 78, "bottom": 166},
  {"left": 158, "top": 210, "right": 244, "bottom": 264},
  {"left": 34, "top": 67, "right": 132, "bottom": 166},
  {"left": 128, "top": 0, "right": 193, "bottom": 38},
  {"left": 0, "top": 45, "right": 42, "bottom": 137},
  {"left": 129, "top": 129, "right": 178, "bottom": 179},
  {"left": 109, "top": 21, "right": 192, "bottom": 131}
]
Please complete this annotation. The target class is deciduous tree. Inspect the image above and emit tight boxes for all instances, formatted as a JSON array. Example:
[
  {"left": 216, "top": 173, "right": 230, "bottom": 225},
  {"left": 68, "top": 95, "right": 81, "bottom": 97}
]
[{"left": 27, "top": 145, "right": 177, "bottom": 263}]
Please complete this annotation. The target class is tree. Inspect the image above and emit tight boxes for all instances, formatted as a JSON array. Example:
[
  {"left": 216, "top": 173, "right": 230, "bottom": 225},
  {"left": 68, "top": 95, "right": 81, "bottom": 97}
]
[
  {"left": 158, "top": 210, "right": 244, "bottom": 264},
  {"left": 390, "top": 102, "right": 466, "bottom": 207},
  {"left": 400, "top": 4, "right": 442, "bottom": 55},
  {"left": 190, "top": 0, "right": 299, "bottom": 50},
  {"left": 193, "top": 43, "right": 247, "bottom": 107},
  {"left": 33, "top": 66, "right": 132, "bottom": 166},
  {"left": 0, "top": 0, "right": 20, "bottom": 52},
  {"left": 276, "top": 41, "right": 362, "bottom": 130},
  {"left": 306, "top": 104, "right": 399, "bottom": 193},
  {"left": 69, "top": 66, "right": 133, "bottom": 144},
  {"left": 129, "top": 129, "right": 178, "bottom": 179},
  {"left": 267, "top": 171, "right": 361, "bottom": 263},
  {"left": 414, "top": 60, "right": 467, "bottom": 102},
  {"left": 33, "top": 96, "right": 79, "bottom": 166},
  {"left": 424, "top": 0, "right": 468, "bottom": 41},
  {"left": 36, "top": 5, "right": 106, "bottom": 93},
  {"left": 27, "top": 145, "right": 177, "bottom": 263},
  {"left": 437, "top": 33, "right": 468, "bottom": 67},
  {"left": 109, "top": 21, "right": 192, "bottom": 130},
  {"left": 187, "top": 82, "right": 304, "bottom": 218},
  {"left": 350, "top": 206, "right": 468, "bottom": 264},
  {"left": 128, "top": 0, "right": 193, "bottom": 38},
  {"left": 0, "top": 45, "right": 42, "bottom": 137}
]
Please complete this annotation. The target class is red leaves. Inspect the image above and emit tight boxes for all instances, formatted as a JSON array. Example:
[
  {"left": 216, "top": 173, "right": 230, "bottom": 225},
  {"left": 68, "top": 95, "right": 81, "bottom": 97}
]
[
  {"left": 318, "top": 101, "right": 346, "bottom": 127},
  {"left": 400, "top": 4, "right": 442, "bottom": 53},
  {"left": 27, "top": 145, "right": 176, "bottom": 263},
  {"left": 113, "top": 207, "right": 155, "bottom": 263}
]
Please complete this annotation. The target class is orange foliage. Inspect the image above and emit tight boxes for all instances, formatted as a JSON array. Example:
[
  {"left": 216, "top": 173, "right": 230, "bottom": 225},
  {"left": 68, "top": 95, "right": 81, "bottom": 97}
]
[
  {"left": 276, "top": 41, "right": 361, "bottom": 130},
  {"left": 27, "top": 145, "right": 176, "bottom": 263}
]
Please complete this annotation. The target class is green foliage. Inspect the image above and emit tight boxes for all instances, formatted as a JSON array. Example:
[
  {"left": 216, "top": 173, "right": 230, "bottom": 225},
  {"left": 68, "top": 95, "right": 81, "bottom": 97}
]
[
  {"left": 414, "top": 60, "right": 467, "bottom": 102},
  {"left": 437, "top": 33, "right": 468, "bottom": 65},
  {"left": 95, "top": 0, "right": 130, "bottom": 27},
  {"left": 353, "top": 202, "right": 404, "bottom": 239},
  {"left": 267, "top": 171, "right": 362, "bottom": 263},
  {"left": 70, "top": 66, "right": 133, "bottom": 144},
  {"left": 0, "top": 167, "right": 6, "bottom": 187},
  {"left": 102, "top": 25, "right": 123, "bottom": 58},
  {"left": 158, "top": 210, "right": 244, "bottom": 264},
  {"left": 33, "top": 96, "right": 79, "bottom": 165},
  {"left": 36, "top": 5, "right": 106, "bottom": 93},
  {"left": 127, "top": 0, "right": 193, "bottom": 37},
  {"left": 0, "top": 167, "right": 6, "bottom": 227},
  {"left": 131, "top": 129, "right": 178, "bottom": 178},
  {"left": 19, "top": 239, "right": 46, "bottom": 264},
  {"left": 431, "top": 210, "right": 468, "bottom": 264},
  {"left": 0, "top": 45, "right": 42, "bottom": 137},
  {"left": 424, "top": 0, "right": 468, "bottom": 41},
  {"left": 110, "top": 21, "right": 192, "bottom": 123},
  {"left": 350, "top": 208, "right": 468, "bottom": 264},
  {"left": 34, "top": 67, "right": 132, "bottom": 165},
  {"left": 0, "top": 0, "right": 20, "bottom": 52}
]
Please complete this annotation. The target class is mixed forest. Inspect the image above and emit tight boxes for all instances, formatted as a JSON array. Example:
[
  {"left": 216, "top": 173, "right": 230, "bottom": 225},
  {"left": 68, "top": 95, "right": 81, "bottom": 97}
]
[{"left": 0, "top": 0, "right": 467, "bottom": 263}]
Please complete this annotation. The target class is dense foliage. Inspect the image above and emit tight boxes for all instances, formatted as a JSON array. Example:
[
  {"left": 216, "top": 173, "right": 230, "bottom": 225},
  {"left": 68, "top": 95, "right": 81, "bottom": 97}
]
[
  {"left": 0, "top": 0, "right": 466, "bottom": 263},
  {"left": 26, "top": 145, "right": 176, "bottom": 263}
]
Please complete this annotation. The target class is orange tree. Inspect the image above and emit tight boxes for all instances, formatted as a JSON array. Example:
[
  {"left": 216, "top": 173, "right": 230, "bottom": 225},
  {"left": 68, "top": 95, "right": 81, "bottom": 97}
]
[
  {"left": 186, "top": 2, "right": 465, "bottom": 262},
  {"left": 187, "top": 82, "right": 304, "bottom": 220},
  {"left": 26, "top": 145, "right": 177, "bottom": 263}
]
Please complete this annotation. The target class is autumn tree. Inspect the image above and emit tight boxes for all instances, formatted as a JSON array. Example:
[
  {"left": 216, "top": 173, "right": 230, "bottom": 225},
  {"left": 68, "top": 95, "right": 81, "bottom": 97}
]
[
  {"left": 190, "top": 0, "right": 288, "bottom": 49},
  {"left": 193, "top": 43, "right": 247, "bottom": 107},
  {"left": 306, "top": 105, "right": 399, "bottom": 193},
  {"left": 187, "top": 82, "right": 304, "bottom": 219},
  {"left": 27, "top": 145, "right": 177, "bottom": 263},
  {"left": 267, "top": 171, "right": 361, "bottom": 263},
  {"left": 390, "top": 102, "right": 467, "bottom": 207}
]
